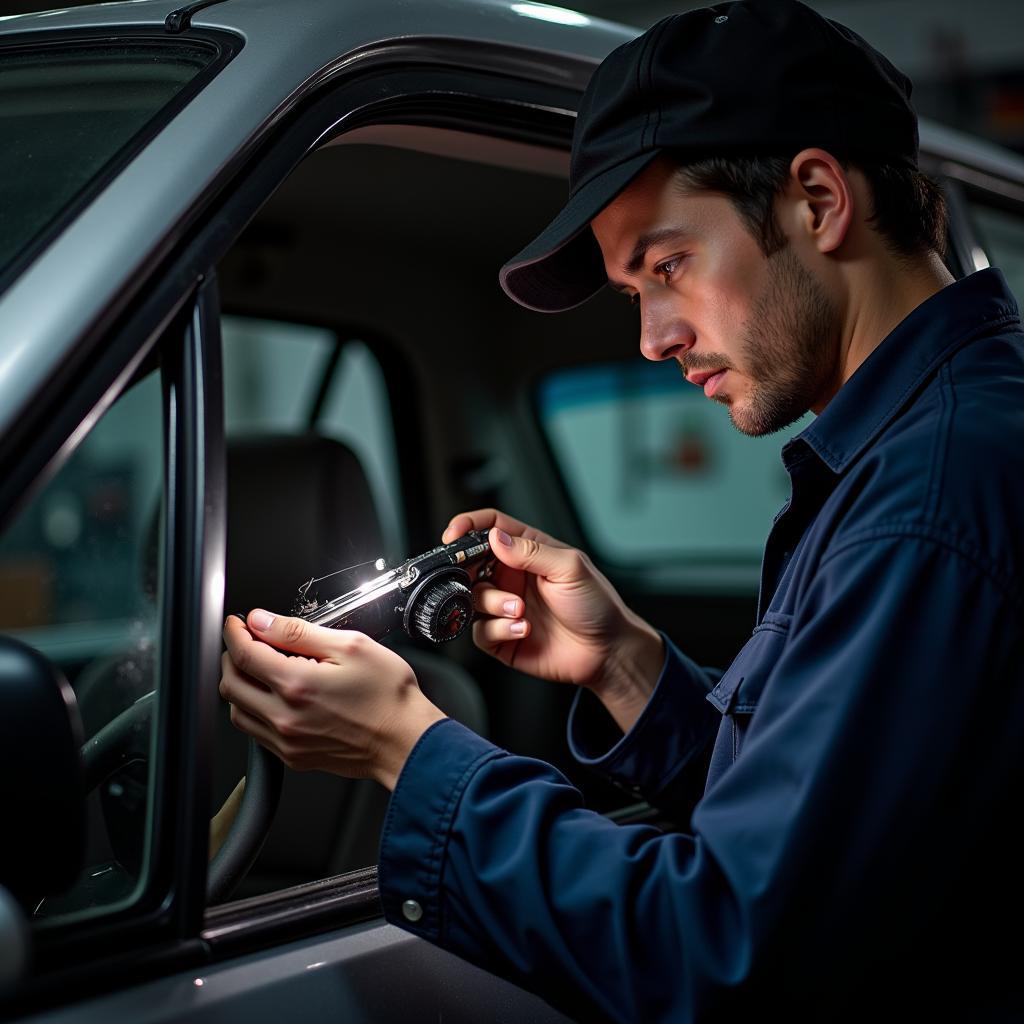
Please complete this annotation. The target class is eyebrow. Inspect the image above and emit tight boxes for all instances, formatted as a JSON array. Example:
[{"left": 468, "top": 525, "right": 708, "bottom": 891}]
[{"left": 607, "top": 227, "right": 692, "bottom": 292}]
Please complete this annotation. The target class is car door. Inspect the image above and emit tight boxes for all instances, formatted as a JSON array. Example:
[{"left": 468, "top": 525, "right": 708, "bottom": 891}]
[
  {"left": 6, "top": 4, "right": 1024, "bottom": 1021},
  {"left": 0, "top": 5, "right": 619, "bottom": 1021}
]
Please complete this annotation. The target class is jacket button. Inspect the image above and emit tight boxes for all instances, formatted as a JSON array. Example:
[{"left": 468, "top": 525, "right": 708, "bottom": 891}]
[{"left": 402, "top": 899, "right": 424, "bottom": 922}]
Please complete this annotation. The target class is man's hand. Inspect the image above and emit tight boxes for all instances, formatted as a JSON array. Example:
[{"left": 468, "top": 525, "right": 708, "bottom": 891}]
[
  {"left": 444, "top": 509, "right": 664, "bottom": 732},
  {"left": 220, "top": 612, "right": 446, "bottom": 790}
]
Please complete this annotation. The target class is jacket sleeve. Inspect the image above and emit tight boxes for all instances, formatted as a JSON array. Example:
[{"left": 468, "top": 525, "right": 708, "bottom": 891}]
[
  {"left": 377, "top": 532, "right": 1022, "bottom": 1023},
  {"left": 566, "top": 632, "right": 720, "bottom": 823}
]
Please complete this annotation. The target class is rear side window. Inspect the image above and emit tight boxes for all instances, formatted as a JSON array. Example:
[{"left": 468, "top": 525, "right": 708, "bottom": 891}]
[
  {"left": 968, "top": 196, "right": 1024, "bottom": 303},
  {"left": 221, "top": 315, "right": 404, "bottom": 555},
  {"left": 0, "top": 34, "right": 232, "bottom": 286},
  {"left": 537, "top": 359, "right": 809, "bottom": 574}
]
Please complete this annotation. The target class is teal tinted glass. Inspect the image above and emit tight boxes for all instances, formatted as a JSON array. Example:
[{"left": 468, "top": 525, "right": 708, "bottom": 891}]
[
  {"left": 0, "top": 37, "right": 219, "bottom": 279},
  {"left": 538, "top": 359, "right": 811, "bottom": 569},
  {"left": 0, "top": 369, "right": 164, "bottom": 922}
]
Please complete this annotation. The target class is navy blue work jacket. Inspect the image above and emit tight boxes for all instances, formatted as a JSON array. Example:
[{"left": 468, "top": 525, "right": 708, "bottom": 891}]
[{"left": 378, "top": 269, "right": 1024, "bottom": 1022}]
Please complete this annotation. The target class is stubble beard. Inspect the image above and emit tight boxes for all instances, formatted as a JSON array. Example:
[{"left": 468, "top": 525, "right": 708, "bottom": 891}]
[{"left": 721, "top": 245, "right": 842, "bottom": 437}]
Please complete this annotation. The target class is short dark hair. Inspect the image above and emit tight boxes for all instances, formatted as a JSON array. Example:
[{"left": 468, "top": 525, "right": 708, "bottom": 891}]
[{"left": 671, "top": 152, "right": 948, "bottom": 262}]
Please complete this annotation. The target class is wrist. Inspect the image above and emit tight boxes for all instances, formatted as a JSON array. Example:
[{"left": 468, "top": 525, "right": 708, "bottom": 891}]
[
  {"left": 589, "top": 617, "right": 664, "bottom": 733},
  {"left": 371, "top": 701, "right": 448, "bottom": 791}
]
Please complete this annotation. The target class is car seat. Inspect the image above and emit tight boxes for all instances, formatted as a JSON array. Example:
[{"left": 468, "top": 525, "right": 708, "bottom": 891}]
[{"left": 221, "top": 434, "right": 488, "bottom": 892}]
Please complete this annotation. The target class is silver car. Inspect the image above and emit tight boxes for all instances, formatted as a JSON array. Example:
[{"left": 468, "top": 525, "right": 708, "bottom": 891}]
[{"left": 2, "top": 0, "right": 1023, "bottom": 1020}]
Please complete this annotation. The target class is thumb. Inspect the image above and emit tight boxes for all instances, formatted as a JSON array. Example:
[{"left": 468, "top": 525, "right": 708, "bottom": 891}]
[
  {"left": 246, "top": 608, "right": 339, "bottom": 657},
  {"left": 489, "top": 527, "right": 585, "bottom": 583}
]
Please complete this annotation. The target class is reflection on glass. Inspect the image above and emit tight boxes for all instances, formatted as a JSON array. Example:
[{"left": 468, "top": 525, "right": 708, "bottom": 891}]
[{"left": 0, "top": 371, "right": 163, "bottom": 922}]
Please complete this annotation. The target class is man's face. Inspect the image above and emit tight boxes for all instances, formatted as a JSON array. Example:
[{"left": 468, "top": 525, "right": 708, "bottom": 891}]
[{"left": 590, "top": 156, "right": 842, "bottom": 436}]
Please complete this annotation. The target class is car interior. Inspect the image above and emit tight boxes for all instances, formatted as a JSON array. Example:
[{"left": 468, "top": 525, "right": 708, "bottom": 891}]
[
  {"left": 12, "top": 117, "right": 1024, "bottom": 916},
  {"left": 206, "top": 125, "right": 765, "bottom": 897},
  {"left": 0, "top": 116, "right": 784, "bottom": 920}
]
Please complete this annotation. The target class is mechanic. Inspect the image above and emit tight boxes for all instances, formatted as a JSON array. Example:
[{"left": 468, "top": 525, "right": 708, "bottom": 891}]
[{"left": 219, "top": 1, "right": 1024, "bottom": 1020}]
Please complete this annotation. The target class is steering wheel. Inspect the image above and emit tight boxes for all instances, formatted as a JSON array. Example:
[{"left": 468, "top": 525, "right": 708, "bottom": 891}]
[{"left": 81, "top": 691, "right": 283, "bottom": 904}]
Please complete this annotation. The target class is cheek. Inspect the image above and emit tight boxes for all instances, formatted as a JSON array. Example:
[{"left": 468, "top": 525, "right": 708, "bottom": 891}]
[
  {"left": 701, "top": 256, "right": 756, "bottom": 317},
  {"left": 695, "top": 261, "right": 766, "bottom": 352}
]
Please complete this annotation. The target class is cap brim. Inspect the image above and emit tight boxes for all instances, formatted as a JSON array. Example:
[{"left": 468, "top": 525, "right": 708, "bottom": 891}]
[{"left": 499, "top": 151, "right": 660, "bottom": 313}]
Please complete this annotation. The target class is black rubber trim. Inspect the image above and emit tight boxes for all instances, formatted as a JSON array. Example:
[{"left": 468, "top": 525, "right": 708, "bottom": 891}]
[
  {"left": 165, "top": 0, "right": 231, "bottom": 33},
  {"left": 159, "top": 275, "right": 225, "bottom": 939},
  {"left": 202, "top": 867, "right": 380, "bottom": 958}
]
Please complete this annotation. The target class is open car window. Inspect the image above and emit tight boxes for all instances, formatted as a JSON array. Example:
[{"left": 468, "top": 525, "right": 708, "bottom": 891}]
[{"left": 215, "top": 314, "right": 405, "bottom": 898}]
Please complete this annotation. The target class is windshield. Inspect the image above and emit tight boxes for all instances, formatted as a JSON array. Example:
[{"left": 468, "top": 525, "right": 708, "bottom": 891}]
[{"left": 0, "top": 34, "right": 227, "bottom": 287}]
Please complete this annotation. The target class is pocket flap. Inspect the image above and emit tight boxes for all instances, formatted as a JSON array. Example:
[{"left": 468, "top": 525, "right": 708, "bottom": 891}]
[
  {"left": 705, "top": 612, "right": 792, "bottom": 716},
  {"left": 706, "top": 669, "right": 744, "bottom": 714}
]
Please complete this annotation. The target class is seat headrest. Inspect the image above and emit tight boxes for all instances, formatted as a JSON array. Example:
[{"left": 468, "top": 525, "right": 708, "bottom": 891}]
[{"left": 225, "top": 434, "right": 384, "bottom": 619}]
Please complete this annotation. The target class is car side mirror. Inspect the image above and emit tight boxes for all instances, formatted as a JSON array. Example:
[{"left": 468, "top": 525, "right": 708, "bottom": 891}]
[{"left": 0, "top": 636, "right": 86, "bottom": 910}]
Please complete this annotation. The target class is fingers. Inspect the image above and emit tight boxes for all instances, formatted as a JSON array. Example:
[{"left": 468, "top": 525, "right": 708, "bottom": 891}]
[
  {"left": 443, "top": 508, "right": 525, "bottom": 543},
  {"left": 472, "top": 583, "right": 529, "bottom": 648},
  {"left": 442, "top": 508, "right": 568, "bottom": 548},
  {"left": 222, "top": 615, "right": 311, "bottom": 694},
  {"left": 472, "top": 582, "right": 524, "bottom": 619},
  {"left": 223, "top": 611, "right": 357, "bottom": 696},
  {"left": 244, "top": 609, "right": 344, "bottom": 658},
  {"left": 219, "top": 650, "right": 279, "bottom": 722},
  {"left": 485, "top": 526, "right": 588, "bottom": 582},
  {"left": 473, "top": 615, "right": 530, "bottom": 650}
]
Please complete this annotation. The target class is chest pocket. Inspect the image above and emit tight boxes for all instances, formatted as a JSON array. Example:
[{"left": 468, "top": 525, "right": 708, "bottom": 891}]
[{"left": 704, "top": 612, "right": 792, "bottom": 789}]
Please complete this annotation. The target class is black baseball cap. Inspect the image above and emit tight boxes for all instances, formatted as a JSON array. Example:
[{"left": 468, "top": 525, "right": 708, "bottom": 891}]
[{"left": 499, "top": 0, "right": 919, "bottom": 312}]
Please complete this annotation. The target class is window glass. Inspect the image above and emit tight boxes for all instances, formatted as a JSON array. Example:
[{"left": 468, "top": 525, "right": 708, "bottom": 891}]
[
  {"left": 0, "top": 37, "right": 221, "bottom": 281},
  {"left": 0, "top": 369, "right": 164, "bottom": 920},
  {"left": 969, "top": 198, "right": 1024, "bottom": 302},
  {"left": 538, "top": 359, "right": 809, "bottom": 569}
]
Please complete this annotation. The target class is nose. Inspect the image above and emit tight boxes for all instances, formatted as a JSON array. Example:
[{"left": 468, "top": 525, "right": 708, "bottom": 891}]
[{"left": 638, "top": 298, "right": 695, "bottom": 362}]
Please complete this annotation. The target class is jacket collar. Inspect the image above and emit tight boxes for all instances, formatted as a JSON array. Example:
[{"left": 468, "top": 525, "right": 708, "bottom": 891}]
[{"left": 785, "top": 268, "right": 1020, "bottom": 475}]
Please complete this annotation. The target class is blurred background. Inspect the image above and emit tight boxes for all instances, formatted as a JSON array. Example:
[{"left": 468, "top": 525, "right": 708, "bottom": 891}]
[
  {"left": 7, "top": 0, "right": 1019, "bottom": 157},
  {"left": 584, "top": 0, "right": 1024, "bottom": 157}
]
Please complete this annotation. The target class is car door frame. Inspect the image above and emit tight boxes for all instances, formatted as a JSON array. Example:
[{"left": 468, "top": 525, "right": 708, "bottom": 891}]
[
  {"left": 5, "top": 35, "right": 600, "bottom": 1017},
  {"left": 2, "top": 275, "right": 227, "bottom": 1013}
]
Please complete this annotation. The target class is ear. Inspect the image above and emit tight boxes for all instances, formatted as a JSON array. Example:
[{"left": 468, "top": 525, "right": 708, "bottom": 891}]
[{"left": 786, "top": 148, "right": 853, "bottom": 255}]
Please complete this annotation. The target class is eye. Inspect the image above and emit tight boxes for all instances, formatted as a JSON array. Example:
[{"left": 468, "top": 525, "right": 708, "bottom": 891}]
[{"left": 654, "top": 255, "right": 685, "bottom": 283}]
